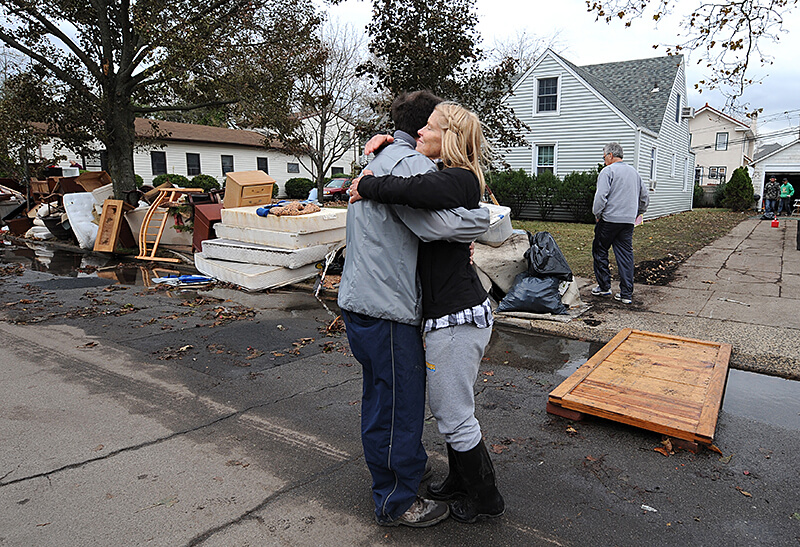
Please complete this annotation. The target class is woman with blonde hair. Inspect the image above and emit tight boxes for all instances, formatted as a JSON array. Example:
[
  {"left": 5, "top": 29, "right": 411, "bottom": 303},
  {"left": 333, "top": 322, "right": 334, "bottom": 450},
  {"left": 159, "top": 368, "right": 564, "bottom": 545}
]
[{"left": 349, "top": 101, "right": 505, "bottom": 523}]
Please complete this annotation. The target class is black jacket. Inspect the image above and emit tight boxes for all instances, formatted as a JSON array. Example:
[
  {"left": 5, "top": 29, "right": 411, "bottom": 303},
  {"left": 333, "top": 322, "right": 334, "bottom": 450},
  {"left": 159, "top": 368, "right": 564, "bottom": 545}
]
[{"left": 359, "top": 167, "right": 488, "bottom": 319}]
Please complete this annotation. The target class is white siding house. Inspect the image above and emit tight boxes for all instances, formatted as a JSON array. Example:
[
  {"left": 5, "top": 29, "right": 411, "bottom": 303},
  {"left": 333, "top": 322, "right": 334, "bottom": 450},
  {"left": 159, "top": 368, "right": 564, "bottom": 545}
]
[
  {"left": 39, "top": 119, "right": 356, "bottom": 196},
  {"left": 501, "top": 49, "right": 695, "bottom": 220},
  {"left": 689, "top": 104, "right": 756, "bottom": 186}
]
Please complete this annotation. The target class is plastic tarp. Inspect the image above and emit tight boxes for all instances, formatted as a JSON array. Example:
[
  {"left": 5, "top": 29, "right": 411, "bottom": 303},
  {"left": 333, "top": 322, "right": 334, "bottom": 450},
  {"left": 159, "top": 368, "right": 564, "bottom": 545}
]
[{"left": 63, "top": 193, "right": 98, "bottom": 249}]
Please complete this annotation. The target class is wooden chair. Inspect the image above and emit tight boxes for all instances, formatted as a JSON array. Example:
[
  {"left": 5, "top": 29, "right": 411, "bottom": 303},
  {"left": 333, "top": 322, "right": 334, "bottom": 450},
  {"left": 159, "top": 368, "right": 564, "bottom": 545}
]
[{"left": 135, "top": 187, "right": 203, "bottom": 263}]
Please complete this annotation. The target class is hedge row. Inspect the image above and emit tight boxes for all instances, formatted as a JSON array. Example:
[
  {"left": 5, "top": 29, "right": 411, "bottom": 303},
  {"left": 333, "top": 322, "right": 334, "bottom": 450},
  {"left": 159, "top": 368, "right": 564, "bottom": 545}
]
[{"left": 487, "top": 168, "right": 600, "bottom": 223}]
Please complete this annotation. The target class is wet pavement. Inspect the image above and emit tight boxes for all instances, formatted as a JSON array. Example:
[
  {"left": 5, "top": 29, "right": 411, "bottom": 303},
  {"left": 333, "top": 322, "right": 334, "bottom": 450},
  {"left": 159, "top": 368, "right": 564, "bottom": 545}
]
[
  {"left": 509, "top": 217, "right": 800, "bottom": 381},
  {"left": 1, "top": 230, "right": 800, "bottom": 545}
]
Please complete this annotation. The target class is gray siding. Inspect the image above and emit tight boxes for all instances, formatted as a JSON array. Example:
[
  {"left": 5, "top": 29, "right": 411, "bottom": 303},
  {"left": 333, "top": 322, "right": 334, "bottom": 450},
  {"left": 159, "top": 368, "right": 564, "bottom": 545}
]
[{"left": 500, "top": 51, "right": 694, "bottom": 221}]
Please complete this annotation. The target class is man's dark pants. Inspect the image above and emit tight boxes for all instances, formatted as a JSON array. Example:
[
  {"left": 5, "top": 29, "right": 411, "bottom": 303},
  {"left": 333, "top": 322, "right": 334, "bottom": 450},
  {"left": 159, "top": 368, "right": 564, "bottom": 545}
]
[
  {"left": 765, "top": 199, "right": 778, "bottom": 215},
  {"left": 341, "top": 309, "right": 427, "bottom": 523},
  {"left": 592, "top": 219, "right": 635, "bottom": 299}
]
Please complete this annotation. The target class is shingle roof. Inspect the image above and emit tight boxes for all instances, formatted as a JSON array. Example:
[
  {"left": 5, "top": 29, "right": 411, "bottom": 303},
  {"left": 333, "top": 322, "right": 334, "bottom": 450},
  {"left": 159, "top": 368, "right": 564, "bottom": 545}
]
[
  {"left": 753, "top": 142, "right": 788, "bottom": 162},
  {"left": 134, "top": 119, "right": 283, "bottom": 149},
  {"left": 553, "top": 52, "right": 683, "bottom": 134}
]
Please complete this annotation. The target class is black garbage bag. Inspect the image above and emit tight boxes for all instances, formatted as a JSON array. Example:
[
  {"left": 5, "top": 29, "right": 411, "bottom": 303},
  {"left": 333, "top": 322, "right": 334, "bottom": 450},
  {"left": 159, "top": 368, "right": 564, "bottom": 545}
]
[
  {"left": 524, "top": 231, "right": 573, "bottom": 281},
  {"left": 496, "top": 273, "right": 568, "bottom": 315}
]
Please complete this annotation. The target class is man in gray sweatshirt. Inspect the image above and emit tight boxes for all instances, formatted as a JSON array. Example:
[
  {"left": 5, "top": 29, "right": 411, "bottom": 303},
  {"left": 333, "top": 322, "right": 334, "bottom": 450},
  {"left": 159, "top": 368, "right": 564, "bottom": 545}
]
[{"left": 590, "top": 142, "right": 649, "bottom": 304}]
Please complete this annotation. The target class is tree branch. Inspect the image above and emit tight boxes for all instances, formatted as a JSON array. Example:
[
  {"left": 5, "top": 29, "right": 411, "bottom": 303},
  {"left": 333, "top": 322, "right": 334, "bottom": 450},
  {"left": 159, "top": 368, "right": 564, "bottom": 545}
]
[
  {"left": 0, "top": 29, "right": 96, "bottom": 99},
  {"left": 133, "top": 99, "right": 238, "bottom": 114}
]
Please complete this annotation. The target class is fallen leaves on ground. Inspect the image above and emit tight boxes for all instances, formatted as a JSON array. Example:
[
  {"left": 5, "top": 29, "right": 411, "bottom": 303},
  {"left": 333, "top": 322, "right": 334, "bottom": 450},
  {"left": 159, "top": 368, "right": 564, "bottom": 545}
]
[
  {"left": 566, "top": 426, "right": 578, "bottom": 436},
  {"left": 735, "top": 486, "right": 752, "bottom": 497},
  {"left": 490, "top": 444, "right": 508, "bottom": 454}
]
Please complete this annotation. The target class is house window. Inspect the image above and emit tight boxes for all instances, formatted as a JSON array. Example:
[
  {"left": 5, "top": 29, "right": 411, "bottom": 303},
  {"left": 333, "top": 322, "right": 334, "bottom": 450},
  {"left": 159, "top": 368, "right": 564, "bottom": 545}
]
[
  {"left": 331, "top": 166, "right": 345, "bottom": 176},
  {"left": 151, "top": 151, "right": 167, "bottom": 176},
  {"left": 221, "top": 155, "right": 234, "bottom": 175},
  {"left": 683, "top": 157, "right": 690, "bottom": 191},
  {"left": 287, "top": 162, "right": 300, "bottom": 173},
  {"left": 675, "top": 93, "right": 681, "bottom": 124},
  {"left": 712, "top": 166, "right": 727, "bottom": 183},
  {"left": 84, "top": 151, "right": 102, "bottom": 171},
  {"left": 536, "top": 145, "right": 555, "bottom": 175},
  {"left": 715, "top": 132, "right": 729, "bottom": 151},
  {"left": 649, "top": 148, "right": 657, "bottom": 180},
  {"left": 186, "top": 153, "right": 201, "bottom": 176},
  {"left": 536, "top": 77, "right": 558, "bottom": 113},
  {"left": 695, "top": 166, "right": 703, "bottom": 184},
  {"left": 257, "top": 157, "right": 269, "bottom": 174}
]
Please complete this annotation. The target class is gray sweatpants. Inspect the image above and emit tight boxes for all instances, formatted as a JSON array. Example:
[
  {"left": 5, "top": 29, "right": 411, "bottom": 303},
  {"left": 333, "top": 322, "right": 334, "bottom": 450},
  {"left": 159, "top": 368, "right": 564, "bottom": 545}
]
[{"left": 424, "top": 323, "right": 492, "bottom": 452}]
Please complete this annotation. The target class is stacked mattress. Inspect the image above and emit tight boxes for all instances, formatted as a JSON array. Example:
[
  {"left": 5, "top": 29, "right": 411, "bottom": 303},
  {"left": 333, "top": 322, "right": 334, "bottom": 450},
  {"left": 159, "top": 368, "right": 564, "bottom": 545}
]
[{"left": 194, "top": 205, "right": 347, "bottom": 291}]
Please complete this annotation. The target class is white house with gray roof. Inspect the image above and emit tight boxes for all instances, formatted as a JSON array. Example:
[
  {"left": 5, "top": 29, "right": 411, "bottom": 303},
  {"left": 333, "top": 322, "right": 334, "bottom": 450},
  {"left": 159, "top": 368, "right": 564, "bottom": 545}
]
[{"left": 500, "top": 49, "right": 695, "bottom": 220}]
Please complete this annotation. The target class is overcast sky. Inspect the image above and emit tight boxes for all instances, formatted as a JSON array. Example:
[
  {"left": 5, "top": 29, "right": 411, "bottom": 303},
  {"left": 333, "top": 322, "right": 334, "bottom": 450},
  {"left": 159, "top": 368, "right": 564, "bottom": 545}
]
[{"left": 324, "top": 0, "right": 800, "bottom": 144}]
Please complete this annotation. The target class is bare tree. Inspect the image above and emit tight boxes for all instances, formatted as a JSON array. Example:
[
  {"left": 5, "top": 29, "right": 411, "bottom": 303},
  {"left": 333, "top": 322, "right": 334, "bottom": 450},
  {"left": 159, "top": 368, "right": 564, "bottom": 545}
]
[
  {"left": 586, "top": 0, "right": 797, "bottom": 109},
  {"left": 253, "top": 21, "right": 372, "bottom": 197},
  {"left": 488, "top": 29, "right": 564, "bottom": 77}
]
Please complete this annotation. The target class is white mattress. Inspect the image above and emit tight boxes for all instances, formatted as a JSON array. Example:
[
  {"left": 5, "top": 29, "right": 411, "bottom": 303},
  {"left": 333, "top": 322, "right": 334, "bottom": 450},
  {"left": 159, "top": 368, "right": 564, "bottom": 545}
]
[
  {"left": 214, "top": 223, "right": 345, "bottom": 250},
  {"left": 201, "top": 238, "right": 334, "bottom": 269},
  {"left": 220, "top": 205, "right": 347, "bottom": 233},
  {"left": 194, "top": 253, "right": 318, "bottom": 291}
]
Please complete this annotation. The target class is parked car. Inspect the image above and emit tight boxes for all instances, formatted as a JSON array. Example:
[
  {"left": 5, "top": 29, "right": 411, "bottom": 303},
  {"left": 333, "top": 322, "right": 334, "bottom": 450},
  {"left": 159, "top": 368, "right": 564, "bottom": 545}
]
[{"left": 322, "top": 178, "right": 351, "bottom": 201}]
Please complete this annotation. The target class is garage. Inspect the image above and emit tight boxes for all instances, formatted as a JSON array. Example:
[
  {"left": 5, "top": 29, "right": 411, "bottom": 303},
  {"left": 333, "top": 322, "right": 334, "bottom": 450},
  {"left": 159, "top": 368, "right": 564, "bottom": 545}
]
[{"left": 749, "top": 139, "right": 800, "bottom": 212}]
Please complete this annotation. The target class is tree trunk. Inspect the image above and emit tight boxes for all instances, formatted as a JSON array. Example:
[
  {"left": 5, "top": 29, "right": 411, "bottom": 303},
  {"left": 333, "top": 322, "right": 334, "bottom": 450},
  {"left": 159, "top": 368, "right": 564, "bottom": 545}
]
[{"left": 104, "top": 97, "right": 138, "bottom": 206}]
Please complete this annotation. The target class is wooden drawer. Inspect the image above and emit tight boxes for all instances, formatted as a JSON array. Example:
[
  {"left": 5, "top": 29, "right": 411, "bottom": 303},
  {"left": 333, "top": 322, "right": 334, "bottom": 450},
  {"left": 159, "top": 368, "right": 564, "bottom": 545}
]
[
  {"left": 240, "top": 196, "right": 271, "bottom": 207},
  {"left": 242, "top": 183, "right": 271, "bottom": 198}
]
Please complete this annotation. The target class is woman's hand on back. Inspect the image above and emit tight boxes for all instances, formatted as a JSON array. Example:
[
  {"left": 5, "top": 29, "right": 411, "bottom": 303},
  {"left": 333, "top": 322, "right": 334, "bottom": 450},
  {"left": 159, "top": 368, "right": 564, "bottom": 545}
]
[
  {"left": 348, "top": 170, "right": 373, "bottom": 203},
  {"left": 364, "top": 134, "right": 394, "bottom": 156}
]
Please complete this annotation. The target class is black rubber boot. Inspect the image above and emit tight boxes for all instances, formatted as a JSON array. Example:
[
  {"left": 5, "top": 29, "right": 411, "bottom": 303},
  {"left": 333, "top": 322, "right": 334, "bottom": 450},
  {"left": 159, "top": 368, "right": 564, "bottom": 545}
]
[
  {"left": 449, "top": 440, "right": 505, "bottom": 523},
  {"left": 427, "top": 444, "right": 467, "bottom": 500}
]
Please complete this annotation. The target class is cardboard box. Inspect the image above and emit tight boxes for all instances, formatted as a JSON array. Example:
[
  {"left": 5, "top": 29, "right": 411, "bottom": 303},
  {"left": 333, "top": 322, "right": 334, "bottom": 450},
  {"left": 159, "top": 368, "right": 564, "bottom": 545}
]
[{"left": 223, "top": 171, "right": 275, "bottom": 208}]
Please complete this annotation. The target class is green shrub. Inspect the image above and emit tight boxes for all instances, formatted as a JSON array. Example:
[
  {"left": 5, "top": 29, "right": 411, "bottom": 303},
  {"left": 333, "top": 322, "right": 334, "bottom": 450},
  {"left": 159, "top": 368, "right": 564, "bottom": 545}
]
[
  {"left": 272, "top": 183, "right": 279, "bottom": 198},
  {"left": 152, "top": 173, "right": 190, "bottom": 187},
  {"left": 134, "top": 174, "right": 143, "bottom": 188},
  {"left": 284, "top": 177, "right": 315, "bottom": 199},
  {"left": 191, "top": 174, "right": 220, "bottom": 192},
  {"left": 485, "top": 169, "right": 532, "bottom": 219},
  {"left": 713, "top": 180, "right": 727, "bottom": 208},
  {"left": 722, "top": 166, "right": 755, "bottom": 211},
  {"left": 561, "top": 170, "right": 598, "bottom": 223},
  {"left": 693, "top": 182, "right": 706, "bottom": 208},
  {"left": 531, "top": 170, "right": 562, "bottom": 221}
]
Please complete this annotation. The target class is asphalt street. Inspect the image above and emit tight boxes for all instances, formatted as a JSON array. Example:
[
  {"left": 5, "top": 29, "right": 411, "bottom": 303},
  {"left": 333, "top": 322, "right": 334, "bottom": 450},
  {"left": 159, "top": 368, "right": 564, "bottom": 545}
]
[{"left": 1, "top": 260, "right": 799, "bottom": 546}]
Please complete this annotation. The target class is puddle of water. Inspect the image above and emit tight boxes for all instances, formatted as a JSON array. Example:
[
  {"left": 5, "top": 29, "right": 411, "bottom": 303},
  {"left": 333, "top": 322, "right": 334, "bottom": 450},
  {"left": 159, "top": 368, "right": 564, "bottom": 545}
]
[
  {"left": 485, "top": 326, "right": 604, "bottom": 375},
  {"left": 1, "top": 240, "right": 110, "bottom": 276},
  {"left": 1, "top": 240, "right": 196, "bottom": 287},
  {"left": 488, "top": 325, "right": 800, "bottom": 432},
  {"left": 722, "top": 369, "right": 800, "bottom": 431}
]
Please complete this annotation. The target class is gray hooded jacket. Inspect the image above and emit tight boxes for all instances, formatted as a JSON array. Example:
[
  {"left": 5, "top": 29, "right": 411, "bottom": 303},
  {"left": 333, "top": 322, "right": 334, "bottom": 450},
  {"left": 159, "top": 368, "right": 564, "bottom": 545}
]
[{"left": 337, "top": 131, "right": 489, "bottom": 325}]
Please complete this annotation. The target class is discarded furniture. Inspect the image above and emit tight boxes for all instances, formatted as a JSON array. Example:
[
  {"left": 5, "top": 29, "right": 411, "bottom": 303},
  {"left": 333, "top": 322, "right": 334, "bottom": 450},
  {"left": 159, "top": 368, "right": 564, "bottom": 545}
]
[
  {"left": 94, "top": 199, "right": 136, "bottom": 253},
  {"left": 548, "top": 329, "right": 731, "bottom": 451},
  {"left": 135, "top": 187, "right": 203, "bottom": 263},
  {"left": 192, "top": 203, "right": 224, "bottom": 252},
  {"left": 223, "top": 171, "right": 275, "bottom": 208}
]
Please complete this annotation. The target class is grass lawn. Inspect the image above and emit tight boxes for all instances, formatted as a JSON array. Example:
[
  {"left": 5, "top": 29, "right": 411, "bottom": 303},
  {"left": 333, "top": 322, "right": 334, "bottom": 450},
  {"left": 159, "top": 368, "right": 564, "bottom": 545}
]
[{"left": 513, "top": 209, "right": 751, "bottom": 280}]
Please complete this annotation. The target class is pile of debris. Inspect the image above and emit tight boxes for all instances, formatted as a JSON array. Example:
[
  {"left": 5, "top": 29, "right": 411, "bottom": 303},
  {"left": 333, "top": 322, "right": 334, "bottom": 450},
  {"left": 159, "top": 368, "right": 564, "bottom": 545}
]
[{"left": 193, "top": 171, "right": 346, "bottom": 291}]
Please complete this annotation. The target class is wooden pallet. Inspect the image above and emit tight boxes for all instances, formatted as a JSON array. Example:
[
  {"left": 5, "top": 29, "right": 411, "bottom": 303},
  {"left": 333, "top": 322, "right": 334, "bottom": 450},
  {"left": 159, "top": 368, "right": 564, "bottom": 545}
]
[{"left": 548, "top": 329, "right": 731, "bottom": 448}]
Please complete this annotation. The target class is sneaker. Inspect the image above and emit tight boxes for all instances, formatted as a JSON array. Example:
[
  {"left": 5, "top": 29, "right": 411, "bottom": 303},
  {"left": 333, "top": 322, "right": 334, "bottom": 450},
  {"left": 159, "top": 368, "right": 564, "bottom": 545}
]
[
  {"left": 591, "top": 286, "right": 612, "bottom": 297},
  {"left": 378, "top": 497, "right": 450, "bottom": 528},
  {"left": 614, "top": 293, "right": 632, "bottom": 304}
]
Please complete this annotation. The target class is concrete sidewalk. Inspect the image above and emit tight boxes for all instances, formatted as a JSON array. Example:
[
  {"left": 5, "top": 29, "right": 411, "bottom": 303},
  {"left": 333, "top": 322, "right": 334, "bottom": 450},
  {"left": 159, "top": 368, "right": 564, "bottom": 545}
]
[{"left": 508, "top": 217, "right": 800, "bottom": 380}]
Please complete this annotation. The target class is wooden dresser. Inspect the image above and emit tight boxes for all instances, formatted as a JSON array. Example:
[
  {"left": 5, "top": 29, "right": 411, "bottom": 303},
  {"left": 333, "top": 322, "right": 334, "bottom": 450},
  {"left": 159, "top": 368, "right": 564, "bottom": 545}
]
[{"left": 223, "top": 171, "right": 275, "bottom": 208}]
